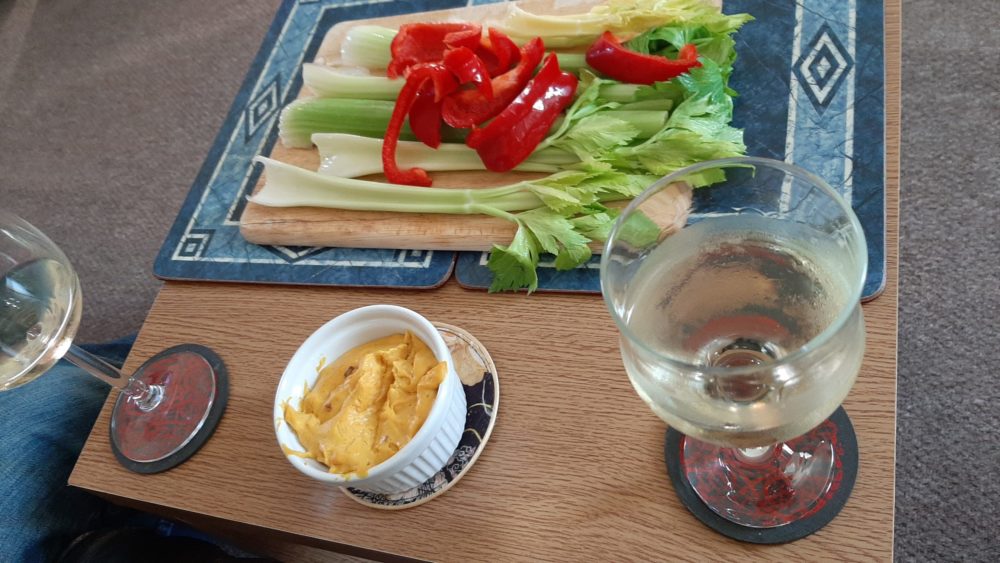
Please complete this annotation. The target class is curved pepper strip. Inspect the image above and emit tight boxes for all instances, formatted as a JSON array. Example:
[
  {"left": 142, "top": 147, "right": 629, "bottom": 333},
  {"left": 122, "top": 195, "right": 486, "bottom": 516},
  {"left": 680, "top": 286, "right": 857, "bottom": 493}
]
[
  {"left": 466, "top": 53, "right": 578, "bottom": 172},
  {"left": 443, "top": 26, "right": 482, "bottom": 51},
  {"left": 408, "top": 82, "right": 444, "bottom": 148},
  {"left": 443, "top": 47, "right": 493, "bottom": 100},
  {"left": 388, "top": 23, "right": 481, "bottom": 79},
  {"left": 441, "top": 37, "right": 545, "bottom": 128},
  {"left": 445, "top": 28, "right": 519, "bottom": 77},
  {"left": 384, "top": 63, "right": 458, "bottom": 185},
  {"left": 486, "top": 28, "right": 520, "bottom": 72},
  {"left": 585, "top": 31, "right": 701, "bottom": 85}
]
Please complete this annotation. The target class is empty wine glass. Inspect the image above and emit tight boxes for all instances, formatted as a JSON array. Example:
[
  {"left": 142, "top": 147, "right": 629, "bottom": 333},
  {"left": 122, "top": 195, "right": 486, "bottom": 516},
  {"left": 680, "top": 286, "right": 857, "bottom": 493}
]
[
  {"left": 601, "top": 157, "right": 867, "bottom": 529},
  {"left": 0, "top": 210, "right": 225, "bottom": 472}
]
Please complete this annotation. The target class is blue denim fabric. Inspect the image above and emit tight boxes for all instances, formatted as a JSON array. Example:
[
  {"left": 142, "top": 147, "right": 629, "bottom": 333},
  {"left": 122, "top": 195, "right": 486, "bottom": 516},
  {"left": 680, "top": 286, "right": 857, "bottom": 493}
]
[{"left": 0, "top": 336, "right": 146, "bottom": 561}]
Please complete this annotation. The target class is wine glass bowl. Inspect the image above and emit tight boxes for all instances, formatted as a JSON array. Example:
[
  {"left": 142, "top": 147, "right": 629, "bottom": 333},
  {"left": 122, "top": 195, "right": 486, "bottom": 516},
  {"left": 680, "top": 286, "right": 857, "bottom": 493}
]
[
  {"left": 0, "top": 209, "right": 226, "bottom": 472},
  {"left": 0, "top": 213, "right": 82, "bottom": 391},
  {"left": 601, "top": 157, "right": 867, "bottom": 529}
]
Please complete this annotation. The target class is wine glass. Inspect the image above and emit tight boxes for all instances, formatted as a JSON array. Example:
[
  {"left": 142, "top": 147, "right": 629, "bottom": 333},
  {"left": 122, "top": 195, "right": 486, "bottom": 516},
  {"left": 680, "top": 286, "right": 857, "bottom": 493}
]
[
  {"left": 0, "top": 210, "right": 225, "bottom": 472},
  {"left": 600, "top": 157, "right": 867, "bottom": 530}
]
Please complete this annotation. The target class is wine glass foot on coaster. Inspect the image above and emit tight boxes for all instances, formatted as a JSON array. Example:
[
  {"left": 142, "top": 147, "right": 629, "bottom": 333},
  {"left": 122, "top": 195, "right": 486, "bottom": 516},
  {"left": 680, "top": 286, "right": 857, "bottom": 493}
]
[
  {"left": 110, "top": 344, "right": 228, "bottom": 474},
  {"left": 342, "top": 323, "right": 498, "bottom": 509},
  {"left": 664, "top": 407, "right": 858, "bottom": 544}
]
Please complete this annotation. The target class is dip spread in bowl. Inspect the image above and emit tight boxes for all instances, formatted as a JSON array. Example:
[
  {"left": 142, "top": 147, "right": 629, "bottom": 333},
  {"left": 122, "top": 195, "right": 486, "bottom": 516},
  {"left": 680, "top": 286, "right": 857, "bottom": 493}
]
[
  {"left": 273, "top": 304, "right": 467, "bottom": 493},
  {"left": 283, "top": 332, "right": 446, "bottom": 477}
]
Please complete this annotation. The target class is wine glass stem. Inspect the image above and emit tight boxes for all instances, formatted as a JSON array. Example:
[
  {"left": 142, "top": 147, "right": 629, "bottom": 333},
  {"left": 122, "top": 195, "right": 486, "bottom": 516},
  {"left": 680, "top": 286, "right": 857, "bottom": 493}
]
[
  {"left": 63, "top": 344, "right": 164, "bottom": 411},
  {"left": 735, "top": 445, "right": 777, "bottom": 464}
]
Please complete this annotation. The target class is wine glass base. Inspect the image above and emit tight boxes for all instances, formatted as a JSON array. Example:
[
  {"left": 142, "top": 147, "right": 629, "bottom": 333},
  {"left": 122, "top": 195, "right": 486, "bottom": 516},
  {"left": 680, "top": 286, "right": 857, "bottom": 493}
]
[
  {"left": 664, "top": 407, "right": 858, "bottom": 544},
  {"left": 110, "top": 344, "right": 228, "bottom": 474}
]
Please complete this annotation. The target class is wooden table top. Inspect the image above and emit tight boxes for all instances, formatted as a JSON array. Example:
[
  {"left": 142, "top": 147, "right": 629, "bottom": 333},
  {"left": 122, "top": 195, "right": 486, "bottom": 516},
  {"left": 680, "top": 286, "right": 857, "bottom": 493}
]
[{"left": 69, "top": 3, "right": 900, "bottom": 561}]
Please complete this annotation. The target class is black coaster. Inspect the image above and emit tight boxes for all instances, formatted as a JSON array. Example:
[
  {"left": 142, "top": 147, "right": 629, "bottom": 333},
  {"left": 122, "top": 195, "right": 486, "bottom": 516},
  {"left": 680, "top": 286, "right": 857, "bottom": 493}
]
[
  {"left": 110, "top": 344, "right": 229, "bottom": 474},
  {"left": 664, "top": 407, "right": 858, "bottom": 544}
]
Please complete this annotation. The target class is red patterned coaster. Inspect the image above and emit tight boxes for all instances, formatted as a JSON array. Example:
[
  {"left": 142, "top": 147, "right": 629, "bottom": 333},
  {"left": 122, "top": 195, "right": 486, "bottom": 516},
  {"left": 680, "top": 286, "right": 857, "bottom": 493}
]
[
  {"left": 664, "top": 407, "right": 858, "bottom": 543},
  {"left": 110, "top": 344, "right": 228, "bottom": 474}
]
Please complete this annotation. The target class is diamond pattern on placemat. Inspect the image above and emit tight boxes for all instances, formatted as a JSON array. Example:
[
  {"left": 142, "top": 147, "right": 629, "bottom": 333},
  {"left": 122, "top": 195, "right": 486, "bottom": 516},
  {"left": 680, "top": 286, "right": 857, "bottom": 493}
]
[
  {"left": 176, "top": 229, "right": 215, "bottom": 259},
  {"left": 794, "top": 23, "right": 854, "bottom": 113},
  {"left": 244, "top": 75, "right": 282, "bottom": 141}
]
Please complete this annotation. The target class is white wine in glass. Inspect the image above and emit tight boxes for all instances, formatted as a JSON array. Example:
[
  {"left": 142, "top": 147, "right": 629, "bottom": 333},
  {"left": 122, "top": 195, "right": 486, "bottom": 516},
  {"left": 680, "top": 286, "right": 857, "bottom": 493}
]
[
  {"left": 601, "top": 157, "right": 867, "bottom": 531},
  {"left": 0, "top": 211, "right": 226, "bottom": 472},
  {"left": 0, "top": 256, "right": 81, "bottom": 389}
]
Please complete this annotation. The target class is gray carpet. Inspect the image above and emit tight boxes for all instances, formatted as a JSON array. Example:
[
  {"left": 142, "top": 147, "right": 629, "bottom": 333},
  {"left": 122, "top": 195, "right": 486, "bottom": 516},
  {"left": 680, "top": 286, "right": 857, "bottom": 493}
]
[
  {"left": 0, "top": 0, "right": 997, "bottom": 560},
  {"left": 896, "top": 1, "right": 1000, "bottom": 560}
]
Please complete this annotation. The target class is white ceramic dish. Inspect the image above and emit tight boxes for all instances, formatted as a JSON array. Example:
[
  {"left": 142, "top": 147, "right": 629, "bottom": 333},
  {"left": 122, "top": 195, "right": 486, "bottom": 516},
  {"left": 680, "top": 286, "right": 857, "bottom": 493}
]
[{"left": 273, "top": 305, "right": 467, "bottom": 493}]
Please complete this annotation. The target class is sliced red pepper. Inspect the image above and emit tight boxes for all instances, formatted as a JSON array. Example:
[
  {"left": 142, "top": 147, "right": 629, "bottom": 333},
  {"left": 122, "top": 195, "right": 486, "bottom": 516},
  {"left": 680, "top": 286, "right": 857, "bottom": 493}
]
[
  {"left": 408, "top": 82, "right": 444, "bottom": 148},
  {"left": 409, "top": 62, "right": 460, "bottom": 102},
  {"left": 466, "top": 53, "right": 578, "bottom": 172},
  {"left": 443, "top": 26, "right": 482, "bottom": 51},
  {"left": 384, "top": 63, "right": 457, "bottom": 185},
  {"left": 585, "top": 31, "right": 701, "bottom": 85},
  {"left": 445, "top": 28, "right": 518, "bottom": 76},
  {"left": 387, "top": 23, "right": 481, "bottom": 78},
  {"left": 441, "top": 37, "right": 545, "bottom": 128},
  {"left": 486, "top": 28, "right": 520, "bottom": 72},
  {"left": 474, "top": 49, "right": 503, "bottom": 78},
  {"left": 443, "top": 47, "right": 493, "bottom": 100}
]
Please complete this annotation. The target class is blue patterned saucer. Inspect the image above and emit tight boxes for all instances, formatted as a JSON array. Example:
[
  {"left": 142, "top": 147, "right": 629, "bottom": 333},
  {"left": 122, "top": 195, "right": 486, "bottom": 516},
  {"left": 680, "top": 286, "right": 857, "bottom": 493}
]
[{"left": 342, "top": 323, "right": 498, "bottom": 509}]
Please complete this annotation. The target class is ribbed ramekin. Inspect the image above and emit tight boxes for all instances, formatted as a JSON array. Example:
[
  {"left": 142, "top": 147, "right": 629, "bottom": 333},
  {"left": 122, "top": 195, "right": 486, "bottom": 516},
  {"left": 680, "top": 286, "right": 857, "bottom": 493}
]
[{"left": 273, "top": 305, "right": 466, "bottom": 493}]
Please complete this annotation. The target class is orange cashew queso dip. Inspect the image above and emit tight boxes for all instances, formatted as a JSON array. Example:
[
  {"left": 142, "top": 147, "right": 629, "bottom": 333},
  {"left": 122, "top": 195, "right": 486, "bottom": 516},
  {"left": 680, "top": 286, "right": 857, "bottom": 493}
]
[{"left": 282, "top": 332, "right": 448, "bottom": 476}]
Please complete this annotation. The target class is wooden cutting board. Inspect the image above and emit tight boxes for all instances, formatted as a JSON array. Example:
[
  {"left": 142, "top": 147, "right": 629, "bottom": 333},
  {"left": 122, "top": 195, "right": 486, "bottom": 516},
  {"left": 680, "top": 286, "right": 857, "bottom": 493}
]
[{"left": 239, "top": 0, "right": 605, "bottom": 251}]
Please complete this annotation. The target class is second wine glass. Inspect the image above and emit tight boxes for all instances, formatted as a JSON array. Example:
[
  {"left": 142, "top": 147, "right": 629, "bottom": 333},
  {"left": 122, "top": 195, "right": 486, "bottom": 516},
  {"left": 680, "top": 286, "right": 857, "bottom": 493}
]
[
  {"left": 0, "top": 211, "right": 227, "bottom": 473},
  {"left": 601, "top": 157, "right": 867, "bottom": 531}
]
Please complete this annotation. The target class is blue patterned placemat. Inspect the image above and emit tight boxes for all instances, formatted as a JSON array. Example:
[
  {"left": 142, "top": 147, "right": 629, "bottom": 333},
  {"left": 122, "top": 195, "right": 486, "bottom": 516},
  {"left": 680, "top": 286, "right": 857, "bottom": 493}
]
[
  {"left": 456, "top": 0, "right": 887, "bottom": 299},
  {"left": 154, "top": 0, "right": 473, "bottom": 288},
  {"left": 155, "top": 0, "right": 885, "bottom": 297}
]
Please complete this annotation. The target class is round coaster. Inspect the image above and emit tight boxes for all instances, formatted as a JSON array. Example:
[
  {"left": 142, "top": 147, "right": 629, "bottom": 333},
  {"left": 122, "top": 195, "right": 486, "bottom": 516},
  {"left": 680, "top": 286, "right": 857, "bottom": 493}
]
[
  {"left": 110, "top": 344, "right": 229, "bottom": 474},
  {"left": 664, "top": 407, "right": 858, "bottom": 544},
  {"left": 341, "top": 323, "right": 499, "bottom": 509}
]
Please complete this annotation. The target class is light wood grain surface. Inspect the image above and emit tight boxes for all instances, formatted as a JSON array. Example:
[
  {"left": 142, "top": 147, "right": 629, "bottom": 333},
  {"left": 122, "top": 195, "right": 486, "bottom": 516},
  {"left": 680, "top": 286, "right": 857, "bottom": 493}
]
[{"left": 70, "top": 0, "right": 900, "bottom": 560}]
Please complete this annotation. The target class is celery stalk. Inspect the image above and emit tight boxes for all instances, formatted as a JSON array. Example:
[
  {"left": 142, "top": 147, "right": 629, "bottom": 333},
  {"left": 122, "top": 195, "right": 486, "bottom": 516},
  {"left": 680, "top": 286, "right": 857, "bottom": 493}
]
[
  {"left": 598, "top": 83, "right": 643, "bottom": 102},
  {"left": 554, "top": 52, "right": 588, "bottom": 74},
  {"left": 302, "top": 63, "right": 401, "bottom": 100},
  {"left": 610, "top": 110, "right": 669, "bottom": 139},
  {"left": 281, "top": 98, "right": 666, "bottom": 149},
  {"left": 340, "top": 25, "right": 396, "bottom": 69},
  {"left": 494, "top": 0, "right": 753, "bottom": 48},
  {"left": 278, "top": 98, "right": 464, "bottom": 148},
  {"left": 313, "top": 134, "right": 577, "bottom": 178},
  {"left": 251, "top": 156, "right": 544, "bottom": 212}
]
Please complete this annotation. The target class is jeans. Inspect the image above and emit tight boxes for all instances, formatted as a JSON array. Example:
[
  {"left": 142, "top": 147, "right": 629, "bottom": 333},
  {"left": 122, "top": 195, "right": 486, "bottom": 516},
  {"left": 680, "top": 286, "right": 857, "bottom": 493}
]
[{"left": 0, "top": 337, "right": 144, "bottom": 561}]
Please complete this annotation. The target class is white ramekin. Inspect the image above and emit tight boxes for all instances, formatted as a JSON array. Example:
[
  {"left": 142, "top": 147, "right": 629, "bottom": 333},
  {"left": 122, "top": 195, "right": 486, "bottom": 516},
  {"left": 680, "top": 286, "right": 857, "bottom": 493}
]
[{"left": 273, "top": 304, "right": 466, "bottom": 493}]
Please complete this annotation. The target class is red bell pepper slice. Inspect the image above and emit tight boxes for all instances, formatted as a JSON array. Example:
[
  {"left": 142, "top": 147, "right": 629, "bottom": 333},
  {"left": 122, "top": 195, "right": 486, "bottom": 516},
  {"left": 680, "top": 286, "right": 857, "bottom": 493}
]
[
  {"left": 441, "top": 37, "right": 544, "bottom": 128},
  {"left": 446, "top": 28, "right": 519, "bottom": 77},
  {"left": 585, "top": 31, "right": 701, "bottom": 85},
  {"left": 466, "top": 53, "right": 578, "bottom": 172},
  {"left": 443, "top": 47, "right": 493, "bottom": 100},
  {"left": 443, "top": 26, "right": 482, "bottom": 51},
  {"left": 486, "top": 28, "right": 520, "bottom": 72},
  {"left": 387, "top": 23, "right": 481, "bottom": 79},
  {"left": 384, "top": 63, "right": 457, "bottom": 185},
  {"left": 408, "top": 82, "right": 444, "bottom": 148}
]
